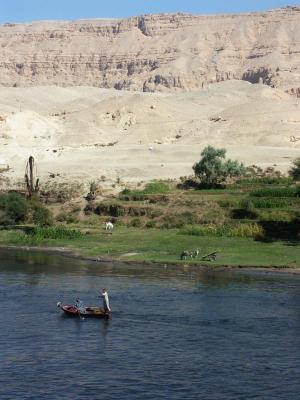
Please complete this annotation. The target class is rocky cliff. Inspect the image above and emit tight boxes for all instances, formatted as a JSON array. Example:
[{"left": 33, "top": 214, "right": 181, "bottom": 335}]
[{"left": 0, "top": 6, "right": 300, "bottom": 94}]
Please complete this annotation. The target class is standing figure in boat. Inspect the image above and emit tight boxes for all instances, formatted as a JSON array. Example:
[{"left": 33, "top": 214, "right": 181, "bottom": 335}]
[{"left": 100, "top": 288, "right": 111, "bottom": 313}]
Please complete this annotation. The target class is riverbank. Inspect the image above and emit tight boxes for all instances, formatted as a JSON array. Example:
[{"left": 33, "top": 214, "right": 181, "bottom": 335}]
[{"left": 1, "top": 227, "right": 299, "bottom": 272}]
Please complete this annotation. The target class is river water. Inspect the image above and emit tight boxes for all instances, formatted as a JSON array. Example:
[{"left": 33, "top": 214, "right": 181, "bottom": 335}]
[{"left": 0, "top": 249, "right": 299, "bottom": 399}]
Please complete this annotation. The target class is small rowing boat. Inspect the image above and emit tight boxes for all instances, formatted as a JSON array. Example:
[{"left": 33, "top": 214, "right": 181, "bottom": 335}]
[{"left": 57, "top": 302, "right": 111, "bottom": 318}]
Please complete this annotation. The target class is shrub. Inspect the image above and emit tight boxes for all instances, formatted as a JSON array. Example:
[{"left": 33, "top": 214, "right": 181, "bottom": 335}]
[
  {"left": 56, "top": 211, "right": 78, "bottom": 224},
  {"left": 145, "top": 220, "right": 156, "bottom": 228},
  {"left": 0, "top": 192, "right": 28, "bottom": 224},
  {"left": 32, "top": 204, "right": 53, "bottom": 226},
  {"left": 56, "top": 212, "right": 67, "bottom": 222},
  {"left": 27, "top": 196, "right": 53, "bottom": 226},
  {"left": 0, "top": 209, "right": 14, "bottom": 225},
  {"left": 288, "top": 158, "right": 300, "bottom": 181},
  {"left": 95, "top": 203, "right": 126, "bottom": 217},
  {"left": 130, "top": 217, "right": 142, "bottom": 227},
  {"left": 89, "top": 181, "right": 98, "bottom": 194},
  {"left": 230, "top": 223, "right": 264, "bottom": 239},
  {"left": 231, "top": 198, "right": 258, "bottom": 219},
  {"left": 142, "top": 181, "right": 170, "bottom": 194},
  {"left": 240, "top": 198, "right": 255, "bottom": 211}
]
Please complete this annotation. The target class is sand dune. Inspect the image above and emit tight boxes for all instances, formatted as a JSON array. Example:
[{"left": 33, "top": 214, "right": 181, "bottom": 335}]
[{"left": 0, "top": 80, "right": 299, "bottom": 184}]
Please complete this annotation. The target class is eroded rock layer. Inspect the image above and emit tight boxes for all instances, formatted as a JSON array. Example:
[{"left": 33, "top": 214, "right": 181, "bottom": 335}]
[{"left": 0, "top": 7, "right": 300, "bottom": 93}]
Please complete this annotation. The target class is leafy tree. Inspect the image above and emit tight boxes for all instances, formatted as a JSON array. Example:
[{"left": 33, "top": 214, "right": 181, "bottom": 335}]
[
  {"left": 288, "top": 158, "right": 300, "bottom": 181},
  {"left": 193, "top": 146, "right": 246, "bottom": 187}
]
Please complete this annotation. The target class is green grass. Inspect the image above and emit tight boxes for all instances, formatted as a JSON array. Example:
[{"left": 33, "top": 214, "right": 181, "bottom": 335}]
[
  {"left": 120, "top": 181, "right": 170, "bottom": 199},
  {"left": 0, "top": 227, "right": 299, "bottom": 268},
  {"left": 0, "top": 177, "right": 299, "bottom": 269},
  {"left": 246, "top": 198, "right": 292, "bottom": 209},
  {"left": 179, "top": 223, "right": 264, "bottom": 239},
  {"left": 236, "top": 177, "right": 293, "bottom": 186},
  {"left": 249, "top": 187, "right": 299, "bottom": 198}
]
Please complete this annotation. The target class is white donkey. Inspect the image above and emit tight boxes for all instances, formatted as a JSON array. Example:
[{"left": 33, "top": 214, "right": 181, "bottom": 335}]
[{"left": 105, "top": 221, "right": 114, "bottom": 231}]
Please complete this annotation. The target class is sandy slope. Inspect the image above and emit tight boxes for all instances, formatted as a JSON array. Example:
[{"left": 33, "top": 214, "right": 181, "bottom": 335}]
[{"left": 0, "top": 80, "right": 299, "bottom": 184}]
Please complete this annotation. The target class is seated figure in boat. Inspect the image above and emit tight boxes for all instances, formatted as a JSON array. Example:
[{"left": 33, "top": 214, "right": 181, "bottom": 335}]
[
  {"left": 75, "top": 298, "right": 85, "bottom": 314},
  {"left": 100, "top": 289, "right": 111, "bottom": 313}
]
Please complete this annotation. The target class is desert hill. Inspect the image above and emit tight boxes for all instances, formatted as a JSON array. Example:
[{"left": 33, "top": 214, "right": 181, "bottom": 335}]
[
  {"left": 0, "top": 81, "right": 299, "bottom": 185},
  {"left": 0, "top": 7, "right": 300, "bottom": 94},
  {"left": 0, "top": 8, "right": 300, "bottom": 186}
]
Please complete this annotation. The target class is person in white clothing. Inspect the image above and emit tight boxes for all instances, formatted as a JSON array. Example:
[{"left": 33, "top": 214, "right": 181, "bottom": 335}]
[{"left": 100, "top": 288, "right": 111, "bottom": 313}]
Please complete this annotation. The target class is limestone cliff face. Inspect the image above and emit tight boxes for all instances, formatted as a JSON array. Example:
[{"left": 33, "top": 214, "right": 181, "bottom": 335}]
[{"left": 0, "top": 6, "right": 300, "bottom": 93}]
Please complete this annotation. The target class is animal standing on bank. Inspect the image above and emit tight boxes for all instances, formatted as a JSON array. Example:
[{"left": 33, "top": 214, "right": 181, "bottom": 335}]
[{"left": 105, "top": 221, "right": 114, "bottom": 230}]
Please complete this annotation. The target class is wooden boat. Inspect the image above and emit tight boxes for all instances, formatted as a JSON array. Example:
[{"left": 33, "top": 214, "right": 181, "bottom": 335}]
[{"left": 57, "top": 302, "right": 111, "bottom": 318}]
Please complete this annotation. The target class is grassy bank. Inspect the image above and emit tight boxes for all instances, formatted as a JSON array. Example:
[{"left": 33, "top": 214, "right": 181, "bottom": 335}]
[
  {"left": 1, "top": 175, "right": 299, "bottom": 268},
  {"left": 0, "top": 226, "right": 299, "bottom": 268}
]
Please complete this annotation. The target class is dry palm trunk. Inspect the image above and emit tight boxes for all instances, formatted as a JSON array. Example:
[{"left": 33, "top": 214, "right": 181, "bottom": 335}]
[{"left": 25, "top": 156, "right": 39, "bottom": 197}]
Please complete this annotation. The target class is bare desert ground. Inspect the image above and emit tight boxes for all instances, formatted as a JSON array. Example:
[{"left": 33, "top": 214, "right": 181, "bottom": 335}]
[{"left": 0, "top": 80, "right": 299, "bottom": 186}]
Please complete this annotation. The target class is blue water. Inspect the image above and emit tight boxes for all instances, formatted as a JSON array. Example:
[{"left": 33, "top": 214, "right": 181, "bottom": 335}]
[{"left": 0, "top": 249, "right": 300, "bottom": 399}]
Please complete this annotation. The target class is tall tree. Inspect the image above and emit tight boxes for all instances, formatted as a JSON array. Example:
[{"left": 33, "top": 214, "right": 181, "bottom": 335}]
[{"left": 193, "top": 146, "right": 245, "bottom": 186}]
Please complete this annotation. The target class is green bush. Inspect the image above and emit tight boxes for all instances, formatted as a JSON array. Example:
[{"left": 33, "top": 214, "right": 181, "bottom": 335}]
[
  {"left": 288, "top": 158, "right": 300, "bottom": 181},
  {"left": 231, "top": 198, "right": 257, "bottom": 219},
  {"left": 145, "top": 220, "right": 156, "bottom": 228},
  {"left": 32, "top": 205, "right": 53, "bottom": 226},
  {"left": 230, "top": 223, "right": 264, "bottom": 239},
  {"left": 0, "top": 192, "right": 28, "bottom": 224},
  {"left": 0, "top": 210, "right": 14, "bottom": 226},
  {"left": 142, "top": 181, "right": 170, "bottom": 194},
  {"left": 56, "top": 211, "right": 78, "bottom": 224},
  {"left": 130, "top": 217, "right": 142, "bottom": 227}
]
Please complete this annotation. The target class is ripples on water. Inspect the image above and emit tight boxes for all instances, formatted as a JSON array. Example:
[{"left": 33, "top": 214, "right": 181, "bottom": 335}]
[{"left": 0, "top": 250, "right": 300, "bottom": 399}]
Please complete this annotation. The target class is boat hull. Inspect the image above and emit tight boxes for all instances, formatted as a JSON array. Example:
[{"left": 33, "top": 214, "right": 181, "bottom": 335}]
[{"left": 57, "top": 303, "right": 111, "bottom": 318}]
